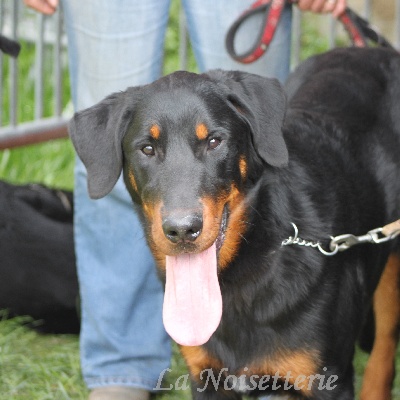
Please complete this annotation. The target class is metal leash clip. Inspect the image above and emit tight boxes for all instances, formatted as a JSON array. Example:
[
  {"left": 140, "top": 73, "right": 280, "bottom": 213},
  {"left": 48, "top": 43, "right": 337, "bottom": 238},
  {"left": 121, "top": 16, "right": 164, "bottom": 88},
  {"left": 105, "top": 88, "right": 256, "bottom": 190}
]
[{"left": 330, "top": 224, "right": 400, "bottom": 252}]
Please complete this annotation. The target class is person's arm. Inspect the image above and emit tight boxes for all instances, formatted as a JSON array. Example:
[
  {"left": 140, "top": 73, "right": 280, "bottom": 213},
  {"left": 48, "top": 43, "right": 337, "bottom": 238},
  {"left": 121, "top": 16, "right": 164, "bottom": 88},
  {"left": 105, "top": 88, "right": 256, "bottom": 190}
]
[
  {"left": 296, "top": 0, "right": 347, "bottom": 18},
  {"left": 23, "top": 0, "right": 58, "bottom": 15}
]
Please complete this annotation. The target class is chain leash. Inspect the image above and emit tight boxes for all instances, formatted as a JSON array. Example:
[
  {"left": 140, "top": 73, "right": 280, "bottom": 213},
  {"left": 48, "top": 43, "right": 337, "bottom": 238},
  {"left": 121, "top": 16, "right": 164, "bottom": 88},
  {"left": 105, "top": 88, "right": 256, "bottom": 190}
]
[{"left": 282, "top": 220, "right": 400, "bottom": 257}]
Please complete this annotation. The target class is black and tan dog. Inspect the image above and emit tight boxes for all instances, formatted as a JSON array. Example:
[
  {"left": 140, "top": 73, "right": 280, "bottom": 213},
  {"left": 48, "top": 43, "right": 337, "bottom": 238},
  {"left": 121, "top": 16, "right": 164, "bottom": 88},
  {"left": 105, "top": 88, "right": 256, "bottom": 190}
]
[{"left": 69, "top": 47, "right": 400, "bottom": 399}]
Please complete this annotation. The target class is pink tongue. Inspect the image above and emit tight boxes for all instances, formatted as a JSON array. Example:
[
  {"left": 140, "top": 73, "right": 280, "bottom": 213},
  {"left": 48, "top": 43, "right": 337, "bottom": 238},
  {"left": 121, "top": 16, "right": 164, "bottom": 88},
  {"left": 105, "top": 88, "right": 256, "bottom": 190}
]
[{"left": 163, "top": 243, "right": 222, "bottom": 346}]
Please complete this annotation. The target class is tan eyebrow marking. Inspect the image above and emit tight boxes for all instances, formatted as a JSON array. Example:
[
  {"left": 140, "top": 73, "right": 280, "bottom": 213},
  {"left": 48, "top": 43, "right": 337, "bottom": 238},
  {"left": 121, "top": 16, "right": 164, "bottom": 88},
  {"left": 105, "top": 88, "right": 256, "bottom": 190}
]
[
  {"left": 150, "top": 124, "right": 161, "bottom": 139},
  {"left": 196, "top": 123, "right": 208, "bottom": 140},
  {"left": 239, "top": 156, "right": 248, "bottom": 180}
]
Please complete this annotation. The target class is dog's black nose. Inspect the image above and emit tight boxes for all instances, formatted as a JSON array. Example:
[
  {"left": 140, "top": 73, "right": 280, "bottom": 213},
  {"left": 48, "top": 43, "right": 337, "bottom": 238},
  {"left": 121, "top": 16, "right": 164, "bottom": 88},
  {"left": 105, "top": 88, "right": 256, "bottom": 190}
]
[{"left": 162, "top": 214, "right": 203, "bottom": 243}]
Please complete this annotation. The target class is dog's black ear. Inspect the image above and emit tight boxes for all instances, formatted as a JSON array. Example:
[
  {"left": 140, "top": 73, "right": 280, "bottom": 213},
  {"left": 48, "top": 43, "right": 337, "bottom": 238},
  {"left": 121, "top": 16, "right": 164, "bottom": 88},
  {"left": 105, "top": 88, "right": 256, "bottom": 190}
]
[
  {"left": 207, "top": 70, "right": 288, "bottom": 167},
  {"left": 69, "top": 87, "right": 141, "bottom": 199}
]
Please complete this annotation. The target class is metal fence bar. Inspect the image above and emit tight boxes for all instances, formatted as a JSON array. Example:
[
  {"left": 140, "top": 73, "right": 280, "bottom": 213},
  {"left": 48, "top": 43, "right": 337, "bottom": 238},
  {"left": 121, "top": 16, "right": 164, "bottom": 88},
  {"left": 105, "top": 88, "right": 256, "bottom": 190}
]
[
  {"left": 0, "top": 117, "right": 68, "bottom": 149},
  {"left": 54, "top": 9, "right": 62, "bottom": 117},
  {"left": 328, "top": 16, "right": 336, "bottom": 49},
  {"left": 397, "top": 0, "right": 400, "bottom": 48},
  {"left": 291, "top": 7, "right": 302, "bottom": 68},
  {"left": 179, "top": 8, "right": 188, "bottom": 71},
  {"left": 35, "top": 13, "right": 45, "bottom": 120},
  {"left": 363, "top": 0, "right": 372, "bottom": 19},
  {"left": 9, "top": 0, "right": 18, "bottom": 127},
  {"left": 0, "top": 2, "right": 4, "bottom": 127}
]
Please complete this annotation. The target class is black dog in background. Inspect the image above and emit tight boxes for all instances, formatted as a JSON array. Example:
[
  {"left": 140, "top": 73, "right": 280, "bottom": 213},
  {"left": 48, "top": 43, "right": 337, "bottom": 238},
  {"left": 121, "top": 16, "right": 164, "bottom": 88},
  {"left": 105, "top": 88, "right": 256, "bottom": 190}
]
[{"left": 0, "top": 181, "right": 79, "bottom": 334}]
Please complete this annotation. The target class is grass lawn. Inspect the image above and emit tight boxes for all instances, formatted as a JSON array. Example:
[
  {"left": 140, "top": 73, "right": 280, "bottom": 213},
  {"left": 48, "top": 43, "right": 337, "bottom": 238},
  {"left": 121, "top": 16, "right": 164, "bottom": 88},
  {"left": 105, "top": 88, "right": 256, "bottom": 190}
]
[{"left": 0, "top": 3, "right": 399, "bottom": 399}]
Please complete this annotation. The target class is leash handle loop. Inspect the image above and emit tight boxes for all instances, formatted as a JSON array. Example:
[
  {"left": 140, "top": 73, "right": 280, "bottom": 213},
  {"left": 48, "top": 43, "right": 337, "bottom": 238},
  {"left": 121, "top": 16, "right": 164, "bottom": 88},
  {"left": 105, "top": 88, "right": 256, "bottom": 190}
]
[
  {"left": 225, "top": 0, "right": 287, "bottom": 64},
  {"left": 226, "top": 1, "right": 395, "bottom": 65}
]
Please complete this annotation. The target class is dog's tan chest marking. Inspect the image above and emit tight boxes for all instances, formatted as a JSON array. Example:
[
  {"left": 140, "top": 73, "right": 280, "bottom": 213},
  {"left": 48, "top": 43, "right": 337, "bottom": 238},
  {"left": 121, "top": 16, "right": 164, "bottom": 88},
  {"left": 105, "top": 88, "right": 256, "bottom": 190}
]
[{"left": 181, "top": 345, "right": 320, "bottom": 396}]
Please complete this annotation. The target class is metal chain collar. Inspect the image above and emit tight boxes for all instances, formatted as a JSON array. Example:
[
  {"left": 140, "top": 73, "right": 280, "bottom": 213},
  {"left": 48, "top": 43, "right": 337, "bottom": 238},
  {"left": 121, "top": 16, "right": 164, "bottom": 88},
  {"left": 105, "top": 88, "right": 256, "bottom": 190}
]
[{"left": 282, "top": 220, "right": 400, "bottom": 257}]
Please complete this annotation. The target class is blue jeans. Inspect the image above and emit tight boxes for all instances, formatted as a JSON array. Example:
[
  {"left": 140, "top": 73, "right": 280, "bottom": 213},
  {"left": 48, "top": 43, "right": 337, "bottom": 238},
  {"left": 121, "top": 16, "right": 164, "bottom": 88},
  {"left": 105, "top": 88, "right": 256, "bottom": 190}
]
[{"left": 61, "top": 0, "right": 292, "bottom": 392}]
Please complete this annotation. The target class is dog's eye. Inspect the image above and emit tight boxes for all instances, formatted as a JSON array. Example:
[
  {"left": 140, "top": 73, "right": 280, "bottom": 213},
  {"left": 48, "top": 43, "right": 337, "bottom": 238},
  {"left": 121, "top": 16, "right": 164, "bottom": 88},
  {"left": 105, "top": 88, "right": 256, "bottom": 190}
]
[
  {"left": 141, "top": 145, "right": 155, "bottom": 156},
  {"left": 208, "top": 138, "right": 221, "bottom": 150}
]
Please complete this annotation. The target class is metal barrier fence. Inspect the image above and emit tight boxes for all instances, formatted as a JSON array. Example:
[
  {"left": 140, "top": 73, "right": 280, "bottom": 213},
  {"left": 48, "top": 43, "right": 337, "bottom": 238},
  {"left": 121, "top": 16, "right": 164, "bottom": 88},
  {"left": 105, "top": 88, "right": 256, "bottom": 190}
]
[
  {"left": 0, "top": 0, "right": 399, "bottom": 150},
  {"left": 0, "top": 1, "right": 68, "bottom": 149}
]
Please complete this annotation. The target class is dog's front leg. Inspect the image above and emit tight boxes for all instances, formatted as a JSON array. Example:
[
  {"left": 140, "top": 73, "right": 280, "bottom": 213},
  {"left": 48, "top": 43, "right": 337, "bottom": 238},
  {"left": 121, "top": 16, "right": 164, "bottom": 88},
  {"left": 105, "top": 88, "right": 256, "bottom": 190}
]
[
  {"left": 180, "top": 346, "right": 242, "bottom": 399},
  {"left": 360, "top": 252, "right": 400, "bottom": 400}
]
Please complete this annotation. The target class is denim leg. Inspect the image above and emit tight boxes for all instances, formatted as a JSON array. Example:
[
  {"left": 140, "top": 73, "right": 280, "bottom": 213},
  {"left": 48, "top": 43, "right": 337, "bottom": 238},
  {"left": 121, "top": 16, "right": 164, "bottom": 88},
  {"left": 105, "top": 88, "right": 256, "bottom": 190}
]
[
  {"left": 182, "top": 0, "right": 293, "bottom": 82},
  {"left": 60, "top": 0, "right": 171, "bottom": 390}
]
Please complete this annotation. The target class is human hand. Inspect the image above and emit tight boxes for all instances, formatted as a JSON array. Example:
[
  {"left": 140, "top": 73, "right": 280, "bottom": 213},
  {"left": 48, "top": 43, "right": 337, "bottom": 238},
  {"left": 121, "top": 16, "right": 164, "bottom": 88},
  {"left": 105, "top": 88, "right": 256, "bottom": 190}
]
[
  {"left": 23, "top": 0, "right": 59, "bottom": 15},
  {"left": 295, "top": 0, "right": 347, "bottom": 18}
]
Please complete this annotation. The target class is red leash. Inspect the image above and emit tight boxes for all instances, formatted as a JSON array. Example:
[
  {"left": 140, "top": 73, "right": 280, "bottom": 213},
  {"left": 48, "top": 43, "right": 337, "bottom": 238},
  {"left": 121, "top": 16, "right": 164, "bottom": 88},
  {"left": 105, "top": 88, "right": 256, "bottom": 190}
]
[
  {"left": 225, "top": 0, "right": 287, "bottom": 64},
  {"left": 225, "top": 0, "right": 395, "bottom": 64},
  {"left": 339, "top": 8, "right": 394, "bottom": 49}
]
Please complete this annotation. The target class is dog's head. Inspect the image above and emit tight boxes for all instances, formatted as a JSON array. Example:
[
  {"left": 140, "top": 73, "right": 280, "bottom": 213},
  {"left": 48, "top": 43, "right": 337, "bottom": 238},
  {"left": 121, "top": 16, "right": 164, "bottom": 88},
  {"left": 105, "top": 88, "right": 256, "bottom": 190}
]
[{"left": 69, "top": 70, "right": 287, "bottom": 346}]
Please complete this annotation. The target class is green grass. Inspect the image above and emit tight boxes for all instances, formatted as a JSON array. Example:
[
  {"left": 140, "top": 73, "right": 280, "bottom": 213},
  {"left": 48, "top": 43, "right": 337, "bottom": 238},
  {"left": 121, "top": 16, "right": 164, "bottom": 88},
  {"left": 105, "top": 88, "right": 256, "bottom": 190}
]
[
  {"left": 0, "top": 317, "right": 86, "bottom": 400},
  {"left": 1, "top": 319, "right": 399, "bottom": 400},
  {"left": 0, "top": 139, "right": 75, "bottom": 189},
  {"left": 0, "top": 5, "right": 398, "bottom": 400}
]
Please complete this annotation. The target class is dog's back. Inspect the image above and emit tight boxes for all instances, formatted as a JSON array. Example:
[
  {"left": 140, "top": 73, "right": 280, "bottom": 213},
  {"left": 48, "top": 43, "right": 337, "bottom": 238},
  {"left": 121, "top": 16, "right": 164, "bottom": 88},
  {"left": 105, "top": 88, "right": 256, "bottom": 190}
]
[
  {"left": 282, "top": 48, "right": 400, "bottom": 399},
  {"left": 284, "top": 47, "right": 400, "bottom": 228}
]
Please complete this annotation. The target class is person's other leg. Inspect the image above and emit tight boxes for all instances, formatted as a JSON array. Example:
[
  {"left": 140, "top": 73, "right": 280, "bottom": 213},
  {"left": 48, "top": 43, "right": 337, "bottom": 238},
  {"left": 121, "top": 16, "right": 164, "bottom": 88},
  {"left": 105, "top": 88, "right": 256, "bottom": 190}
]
[
  {"left": 182, "top": 0, "right": 292, "bottom": 82},
  {"left": 60, "top": 0, "right": 171, "bottom": 391}
]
